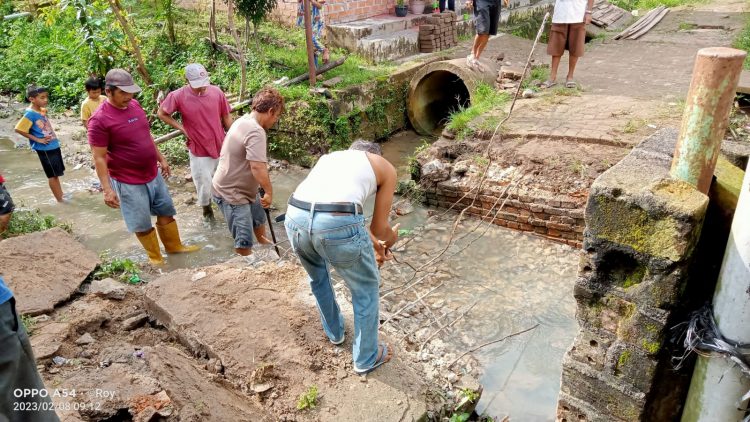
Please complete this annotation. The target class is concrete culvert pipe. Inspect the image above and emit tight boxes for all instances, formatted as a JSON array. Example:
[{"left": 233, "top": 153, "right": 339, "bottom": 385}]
[{"left": 407, "top": 58, "right": 499, "bottom": 136}]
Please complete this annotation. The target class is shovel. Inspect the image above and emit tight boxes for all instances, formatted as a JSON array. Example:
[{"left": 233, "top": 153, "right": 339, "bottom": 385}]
[{"left": 258, "top": 188, "right": 281, "bottom": 256}]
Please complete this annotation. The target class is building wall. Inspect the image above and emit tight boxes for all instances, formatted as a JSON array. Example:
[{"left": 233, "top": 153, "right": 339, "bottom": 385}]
[{"left": 272, "top": 0, "right": 397, "bottom": 26}]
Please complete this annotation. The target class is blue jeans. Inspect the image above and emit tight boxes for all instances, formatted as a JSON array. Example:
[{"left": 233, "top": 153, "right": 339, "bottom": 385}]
[
  {"left": 284, "top": 205, "right": 381, "bottom": 370},
  {"left": 213, "top": 194, "right": 267, "bottom": 249},
  {"left": 111, "top": 172, "right": 176, "bottom": 233}
]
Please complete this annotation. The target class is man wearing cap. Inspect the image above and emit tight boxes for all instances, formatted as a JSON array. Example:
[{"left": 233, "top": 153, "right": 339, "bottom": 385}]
[
  {"left": 157, "top": 63, "right": 233, "bottom": 221},
  {"left": 88, "top": 69, "right": 199, "bottom": 265}
]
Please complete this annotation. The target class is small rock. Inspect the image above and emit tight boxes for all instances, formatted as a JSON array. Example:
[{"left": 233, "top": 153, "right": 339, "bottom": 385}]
[
  {"left": 122, "top": 313, "right": 148, "bottom": 331},
  {"left": 494, "top": 52, "right": 505, "bottom": 62},
  {"left": 183, "top": 195, "right": 196, "bottom": 206},
  {"left": 99, "top": 359, "right": 111, "bottom": 368},
  {"left": 79, "top": 349, "right": 94, "bottom": 359},
  {"left": 337, "top": 369, "right": 348, "bottom": 379},
  {"left": 90, "top": 278, "right": 127, "bottom": 300},
  {"left": 184, "top": 174, "right": 193, "bottom": 183},
  {"left": 309, "top": 87, "right": 333, "bottom": 98},
  {"left": 47, "top": 367, "right": 60, "bottom": 374},
  {"left": 75, "top": 333, "right": 96, "bottom": 345},
  {"left": 252, "top": 383, "right": 274, "bottom": 393},
  {"left": 522, "top": 89, "right": 535, "bottom": 98},
  {"left": 52, "top": 356, "right": 68, "bottom": 366},
  {"left": 500, "top": 64, "right": 524, "bottom": 79},
  {"left": 134, "top": 406, "right": 157, "bottom": 422},
  {"left": 441, "top": 128, "right": 456, "bottom": 140},
  {"left": 33, "top": 314, "right": 50, "bottom": 323},
  {"left": 191, "top": 271, "right": 207, "bottom": 282}
]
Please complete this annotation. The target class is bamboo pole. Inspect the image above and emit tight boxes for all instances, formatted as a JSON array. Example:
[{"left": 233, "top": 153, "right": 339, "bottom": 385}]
[{"left": 303, "top": 0, "right": 317, "bottom": 86}]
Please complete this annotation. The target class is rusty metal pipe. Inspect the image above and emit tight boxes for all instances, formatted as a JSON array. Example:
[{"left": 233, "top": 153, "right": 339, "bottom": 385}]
[{"left": 669, "top": 47, "right": 746, "bottom": 194}]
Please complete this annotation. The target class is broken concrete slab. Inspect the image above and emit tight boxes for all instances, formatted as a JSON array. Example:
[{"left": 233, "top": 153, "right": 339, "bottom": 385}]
[
  {"left": 0, "top": 228, "right": 99, "bottom": 315},
  {"left": 145, "top": 345, "right": 273, "bottom": 421},
  {"left": 145, "top": 263, "right": 430, "bottom": 421}
]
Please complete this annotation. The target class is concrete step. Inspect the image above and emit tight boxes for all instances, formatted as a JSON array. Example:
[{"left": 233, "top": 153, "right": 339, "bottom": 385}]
[{"left": 328, "top": 13, "right": 475, "bottom": 62}]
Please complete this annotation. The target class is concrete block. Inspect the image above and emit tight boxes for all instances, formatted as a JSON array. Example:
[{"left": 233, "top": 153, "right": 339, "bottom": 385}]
[{"left": 587, "top": 129, "right": 708, "bottom": 262}]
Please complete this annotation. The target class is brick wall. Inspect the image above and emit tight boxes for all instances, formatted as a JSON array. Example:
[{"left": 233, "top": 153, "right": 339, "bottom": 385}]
[
  {"left": 424, "top": 183, "right": 585, "bottom": 248},
  {"left": 272, "top": 0, "right": 397, "bottom": 26},
  {"left": 177, "top": 0, "right": 396, "bottom": 25}
]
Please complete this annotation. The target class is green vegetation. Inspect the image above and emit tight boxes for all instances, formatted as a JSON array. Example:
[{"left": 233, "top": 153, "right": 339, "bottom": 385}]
[
  {"left": 623, "top": 118, "right": 646, "bottom": 134},
  {"left": 447, "top": 83, "right": 510, "bottom": 139},
  {"left": 678, "top": 22, "right": 698, "bottom": 31},
  {"left": 296, "top": 385, "right": 319, "bottom": 410},
  {"left": 522, "top": 66, "right": 550, "bottom": 90},
  {"left": 733, "top": 17, "right": 750, "bottom": 69},
  {"left": 158, "top": 138, "right": 190, "bottom": 166},
  {"left": 93, "top": 253, "right": 141, "bottom": 284},
  {"left": 0, "top": 1, "right": 399, "bottom": 165},
  {"left": 396, "top": 179, "right": 426, "bottom": 204},
  {"left": 2, "top": 209, "right": 72, "bottom": 239},
  {"left": 449, "top": 413, "right": 471, "bottom": 422},
  {"left": 406, "top": 139, "right": 431, "bottom": 179},
  {"left": 504, "top": 6, "right": 552, "bottom": 43},
  {"left": 610, "top": 0, "right": 705, "bottom": 11},
  {"left": 21, "top": 314, "right": 37, "bottom": 335}
]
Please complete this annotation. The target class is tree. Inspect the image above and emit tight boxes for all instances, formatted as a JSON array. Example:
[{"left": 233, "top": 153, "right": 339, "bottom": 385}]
[
  {"left": 108, "top": 0, "right": 153, "bottom": 86},
  {"left": 60, "top": 0, "right": 120, "bottom": 77},
  {"left": 233, "top": 0, "right": 277, "bottom": 46},
  {"left": 226, "top": 0, "right": 246, "bottom": 101},
  {"left": 159, "top": 0, "right": 176, "bottom": 45}
]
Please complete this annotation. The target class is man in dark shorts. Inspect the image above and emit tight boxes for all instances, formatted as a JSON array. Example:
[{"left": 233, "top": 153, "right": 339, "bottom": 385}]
[
  {"left": 542, "top": 0, "right": 593, "bottom": 88},
  {"left": 0, "top": 174, "right": 14, "bottom": 235},
  {"left": 466, "top": 0, "right": 508, "bottom": 70}
]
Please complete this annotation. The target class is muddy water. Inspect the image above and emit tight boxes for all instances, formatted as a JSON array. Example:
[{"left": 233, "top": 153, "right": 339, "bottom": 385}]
[{"left": 0, "top": 131, "right": 578, "bottom": 420}]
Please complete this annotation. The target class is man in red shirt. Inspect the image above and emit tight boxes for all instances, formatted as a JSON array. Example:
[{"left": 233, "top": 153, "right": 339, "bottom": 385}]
[
  {"left": 157, "top": 63, "right": 232, "bottom": 222},
  {"left": 88, "top": 69, "right": 199, "bottom": 265}
]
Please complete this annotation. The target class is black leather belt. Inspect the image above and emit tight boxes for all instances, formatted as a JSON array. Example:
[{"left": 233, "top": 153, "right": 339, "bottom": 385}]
[{"left": 289, "top": 196, "right": 363, "bottom": 214}]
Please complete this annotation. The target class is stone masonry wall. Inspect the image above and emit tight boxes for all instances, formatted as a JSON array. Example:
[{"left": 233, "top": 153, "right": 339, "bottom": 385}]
[{"left": 556, "top": 128, "right": 720, "bottom": 422}]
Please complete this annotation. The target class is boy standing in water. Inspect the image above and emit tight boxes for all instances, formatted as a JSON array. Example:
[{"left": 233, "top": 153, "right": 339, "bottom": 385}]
[
  {"left": 14, "top": 85, "right": 66, "bottom": 203},
  {"left": 81, "top": 76, "right": 104, "bottom": 128}
]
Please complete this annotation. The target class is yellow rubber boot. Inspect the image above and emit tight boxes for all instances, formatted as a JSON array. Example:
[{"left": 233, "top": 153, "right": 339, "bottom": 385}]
[
  {"left": 156, "top": 220, "right": 200, "bottom": 254},
  {"left": 136, "top": 229, "right": 164, "bottom": 265}
]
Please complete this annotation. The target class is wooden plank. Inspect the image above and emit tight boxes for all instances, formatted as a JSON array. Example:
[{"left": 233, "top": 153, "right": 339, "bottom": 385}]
[
  {"left": 626, "top": 7, "right": 668, "bottom": 39},
  {"left": 614, "top": 6, "right": 662, "bottom": 39}
]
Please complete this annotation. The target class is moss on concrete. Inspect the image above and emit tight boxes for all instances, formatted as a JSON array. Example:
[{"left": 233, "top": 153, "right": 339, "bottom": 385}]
[
  {"left": 591, "top": 195, "right": 690, "bottom": 262},
  {"left": 642, "top": 340, "right": 661, "bottom": 355},
  {"left": 617, "top": 349, "right": 632, "bottom": 372},
  {"left": 270, "top": 77, "right": 408, "bottom": 166},
  {"left": 622, "top": 265, "right": 647, "bottom": 289}
]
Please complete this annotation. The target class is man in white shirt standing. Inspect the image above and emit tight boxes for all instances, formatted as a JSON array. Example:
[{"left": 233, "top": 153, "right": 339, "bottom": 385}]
[{"left": 542, "top": 0, "right": 594, "bottom": 88}]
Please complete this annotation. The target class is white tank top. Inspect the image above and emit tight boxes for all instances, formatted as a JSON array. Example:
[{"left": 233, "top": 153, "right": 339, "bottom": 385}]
[{"left": 293, "top": 150, "right": 377, "bottom": 206}]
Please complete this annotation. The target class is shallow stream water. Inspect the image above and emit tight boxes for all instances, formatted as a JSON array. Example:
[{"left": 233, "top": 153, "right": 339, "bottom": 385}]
[{"left": 0, "top": 132, "right": 578, "bottom": 420}]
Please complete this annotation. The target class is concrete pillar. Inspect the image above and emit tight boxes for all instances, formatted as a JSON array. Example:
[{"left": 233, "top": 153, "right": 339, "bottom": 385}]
[
  {"left": 670, "top": 47, "right": 746, "bottom": 194},
  {"left": 681, "top": 160, "right": 750, "bottom": 422}
]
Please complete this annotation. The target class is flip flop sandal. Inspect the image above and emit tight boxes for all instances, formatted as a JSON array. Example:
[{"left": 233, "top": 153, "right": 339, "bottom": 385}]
[
  {"left": 540, "top": 80, "right": 557, "bottom": 89},
  {"left": 354, "top": 342, "right": 392, "bottom": 375},
  {"left": 565, "top": 81, "right": 577, "bottom": 89}
]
